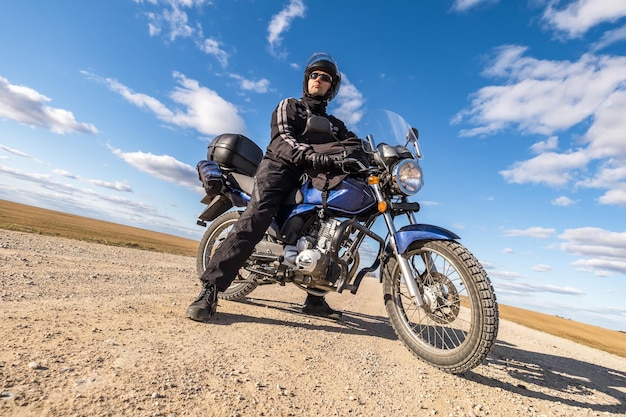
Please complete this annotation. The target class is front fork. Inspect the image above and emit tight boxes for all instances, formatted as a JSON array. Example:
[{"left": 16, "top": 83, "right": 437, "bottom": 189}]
[{"left": 371, "top": 184, "right": 427, "bottom": 308}]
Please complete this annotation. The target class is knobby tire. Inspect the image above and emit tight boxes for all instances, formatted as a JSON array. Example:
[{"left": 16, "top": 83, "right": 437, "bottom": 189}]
[{"left": 382, "top": 240, "right": 499, "bottom": 374}]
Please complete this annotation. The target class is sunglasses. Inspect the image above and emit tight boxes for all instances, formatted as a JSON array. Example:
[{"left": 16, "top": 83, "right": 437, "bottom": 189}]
[{"left": 309, "top": 72, "right": 332, "bottom": 83}]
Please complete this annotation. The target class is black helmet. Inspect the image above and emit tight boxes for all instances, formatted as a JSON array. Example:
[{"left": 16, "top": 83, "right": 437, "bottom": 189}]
[{"left": 302, "top": 52, "right": 341, "bottom": 102}]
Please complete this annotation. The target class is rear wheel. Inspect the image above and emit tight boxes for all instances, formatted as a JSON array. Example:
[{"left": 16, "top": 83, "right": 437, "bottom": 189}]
[
  {"left": 196, "top": 211, "right": 258, "bottom": 300},
  {"left": 382, "top": 240, "right": 498, "bottom": 374}
]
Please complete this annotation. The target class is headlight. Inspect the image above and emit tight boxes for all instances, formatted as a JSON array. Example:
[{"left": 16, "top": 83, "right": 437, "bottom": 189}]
[{"left": 392, "top": 159, "right": 423, "bottom": 195}]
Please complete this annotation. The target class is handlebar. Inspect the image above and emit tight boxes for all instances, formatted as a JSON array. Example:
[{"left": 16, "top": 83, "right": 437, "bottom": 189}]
[{"left": 338, "top": 158, "right": 369, "bottom": 174}]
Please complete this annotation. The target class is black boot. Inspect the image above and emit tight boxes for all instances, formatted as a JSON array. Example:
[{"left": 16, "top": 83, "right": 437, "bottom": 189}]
[
  {"left": 302, "top": 293, "right": 342, "bottom": 319},
  {"left": 185, "top": 281, "right": 218, "bottom": 322}
]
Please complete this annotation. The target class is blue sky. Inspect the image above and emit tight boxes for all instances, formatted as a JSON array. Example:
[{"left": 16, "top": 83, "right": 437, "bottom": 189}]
[{"left": 1, "top": 0, "right": 626, "bottom": 331}]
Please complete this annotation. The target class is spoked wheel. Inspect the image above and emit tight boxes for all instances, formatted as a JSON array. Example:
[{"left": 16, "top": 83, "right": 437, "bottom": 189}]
[
  {"left": 382, "top": 240, "right": 498, "bottom": 374},
  {"left": 196, "top": 211, "right": 258, "bottom": 301}
]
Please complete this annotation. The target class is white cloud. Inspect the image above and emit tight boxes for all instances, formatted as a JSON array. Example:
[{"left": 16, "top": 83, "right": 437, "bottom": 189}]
[
  {"left": 530, "top": 136, "right": 558, "bottom": 154},
  {"left": 267, "top": 0, "right": 306, "bottom": 58},
  {"left": 561, "top": 227, "right": 626, "bottom": 251},
  {"left": 135, "top": 0, "right": 228, "bottom": 67},
  {"left": 454, "top": 46, "right": 626, "bottom": 137},
  {"left": 228, "top": 74, "right": 271, "bottom": 94},
  {"left": 0, "top": 76, "right": 98, "bottom": 135},
  {"left": 53, "top": 169, "right": 80, "bottom": 180},
  {"left": 85, "top": 71, "right": 246, "bottom": 136},
  {"left": 1, "top": 164, "right": 148, "bottom": 208},
  {"left": 480, "top": 260, "right": 495, "bottom": 269},
  {"left": 590, "top": 24, "right": 626, "bottom": 52},
  {"left": 584, "top": 89, "right": 626, "bottom": 159},
  {"left": 505, "top": 226, "right": 556, "bottom": 238},
  {"left": 560, "top": 227, "right": 626, "bottom": 275},
  {"left": 168, "top": 72, "right": 246, "bottom": 134},
  {"left": 332, "top": 74, "right": 366, "bottom": 127},
  {"left": 138, "top": 0, "right": 199, "bottom": 41},
  {"left": 0, "top": 164, "right": 53, "bottom": 185},
  {"left": 578, "top": 161, "right": 626, "bottom": 189},
  {"left": 542, "top": 0, "right": 626, "bottom": 38},
  {"left": 571, "top": 257, "right": 626, "bottom": 275},
  {"left": 51, "top": 168, "right": 132, "bottom": 192},
  {"left": 110, "top": 147, "right": 198, "bottom": 190},
  {"left": 86, "top": 72, "right": 173, "bottom": 118},
  {"left": 532, "top": 263, "right": 552, "bottom": 272},
  {"left": 450, "top": 0, "right": 499, "bottom": 12},
  {"left": 0, "top": 144, "right": 36, "bottom": 159},
  {"left": 502, "top": 247, "right": 514, "bottom": 254},
  {"left": 162, "top": 3, "right": 194, "bottom": 40},
  {"left": 499, "top": 150, "right": 588, "bottom": 186},
  {"left": 200, "top": 38, "right": 229, "bottom": 67},
  {"left": 456, "top": 45, "right": 626, "bottom": 201},
  {"left": 495, "top": 281, "right": 583, "bottom": 296},
  {"left": 87, "top": 179, "right": 133, "bottom": 192},
  {"left": 597, "top": 186, "right": 626, "bottom": 206},
  {"left": 552, "top": 195, "right": 575, "bottom": 206},
  {"left": 489, "top": 270, "right": 524, "bottom": 279},
  {"left": 0, "top": 164, "right": 180, "bottom": 233}
]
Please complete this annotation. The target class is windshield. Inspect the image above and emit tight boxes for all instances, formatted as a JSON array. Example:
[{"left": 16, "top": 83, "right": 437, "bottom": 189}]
[
  {"left": 358, "top": 109, "right": 411, "bottom": 145},
  {"left": 356, "top": 109, "right": 420, "bottom": 157}
]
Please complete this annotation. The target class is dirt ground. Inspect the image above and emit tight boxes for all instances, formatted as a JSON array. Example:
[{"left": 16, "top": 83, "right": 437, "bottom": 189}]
[{"left": 1, "top": 230, "right": 625, "bottom": 417}]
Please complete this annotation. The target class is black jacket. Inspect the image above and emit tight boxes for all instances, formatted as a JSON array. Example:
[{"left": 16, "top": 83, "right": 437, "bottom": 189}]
[
  {"left": 267, "top": 96, "right": 356, "bottom": 167},
  {"left": 267, "top": 96, "right": 368, "bottom": 189}
]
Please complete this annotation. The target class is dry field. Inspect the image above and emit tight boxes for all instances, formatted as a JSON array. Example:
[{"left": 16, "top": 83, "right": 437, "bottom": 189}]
[
  {"left": 0, "top": 199, "right": 197, "bottom": 256},
  {"left": 1, "top": 198, "right": 625, "bottom": 358}
]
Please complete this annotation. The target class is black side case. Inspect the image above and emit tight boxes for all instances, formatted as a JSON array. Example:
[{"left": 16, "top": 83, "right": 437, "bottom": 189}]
[{"left": 207, "top": 134, "right": 263, "bottom": 177}]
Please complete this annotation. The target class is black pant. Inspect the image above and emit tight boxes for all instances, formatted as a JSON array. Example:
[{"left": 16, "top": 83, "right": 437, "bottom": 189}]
[{"left": 200, "top": 158, "right": 301, "bottom": 291}]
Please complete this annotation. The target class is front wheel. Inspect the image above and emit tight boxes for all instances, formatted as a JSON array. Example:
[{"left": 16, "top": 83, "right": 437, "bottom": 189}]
[
  {"left": 382, "top": 240, "right": 498, "bottom": 374},
  {"left": 196, "top": 211, "right": 258, "bottom": 301}
]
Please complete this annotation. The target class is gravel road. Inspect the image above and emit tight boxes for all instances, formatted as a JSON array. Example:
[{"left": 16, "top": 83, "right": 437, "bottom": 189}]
[{"left": 1, "top": 230, "right": 625, "bottom": 417}]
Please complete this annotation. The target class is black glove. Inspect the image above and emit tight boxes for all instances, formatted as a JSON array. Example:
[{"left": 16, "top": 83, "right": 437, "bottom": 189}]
[{"left": 305, "top": 153, "right": 336, "bottom": 171}]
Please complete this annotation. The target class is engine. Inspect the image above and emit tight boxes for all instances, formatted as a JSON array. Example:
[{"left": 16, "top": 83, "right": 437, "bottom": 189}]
[{"left": 283, "top": 218, "right": 342, "bottom": 284}]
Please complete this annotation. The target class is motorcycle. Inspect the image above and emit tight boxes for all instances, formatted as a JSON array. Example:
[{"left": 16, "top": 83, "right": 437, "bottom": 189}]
[{"left": 194, "top": 109, "right": 499, "bottom": 374}]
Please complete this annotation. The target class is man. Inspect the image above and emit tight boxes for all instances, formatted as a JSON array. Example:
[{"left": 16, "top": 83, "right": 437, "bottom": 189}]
[{"left": 185, "top": 52, "right": 363, "bottom": 322}]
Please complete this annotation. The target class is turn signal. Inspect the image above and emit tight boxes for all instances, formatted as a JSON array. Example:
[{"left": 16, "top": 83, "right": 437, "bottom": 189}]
[
  {"left": 378, "top": 201, "right": 387, "bottom": 213},
  {"left": 367, "top": 176, "right": 380, "bottom": 185}
]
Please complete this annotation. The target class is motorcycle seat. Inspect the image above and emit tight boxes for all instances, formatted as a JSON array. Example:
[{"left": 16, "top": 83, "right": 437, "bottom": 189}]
[
  {"left": 227, "top": 172, "right": 303, "bottom": 205},
  {"left": 227, "top": 172, "right": 254, "bottom": 195}
]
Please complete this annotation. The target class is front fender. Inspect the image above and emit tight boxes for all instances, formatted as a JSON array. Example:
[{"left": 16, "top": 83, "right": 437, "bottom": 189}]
[{"left": 394, "top": 224, "right": 460, "bottom": 254}]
